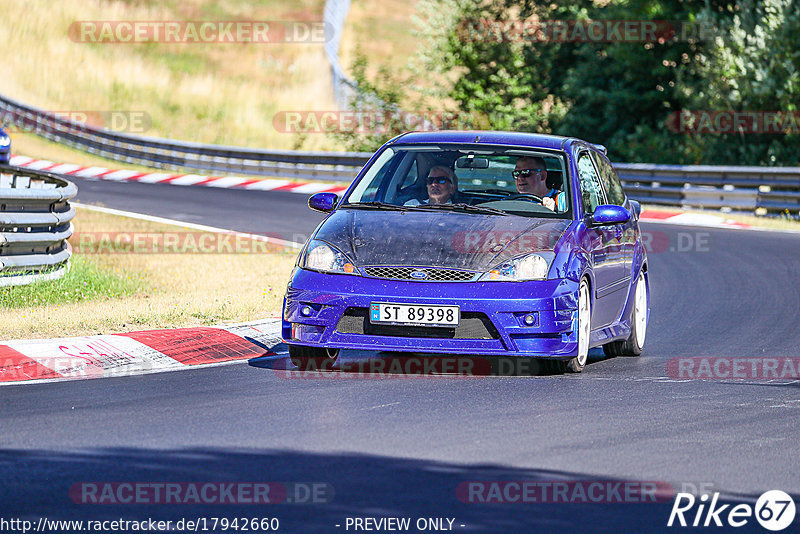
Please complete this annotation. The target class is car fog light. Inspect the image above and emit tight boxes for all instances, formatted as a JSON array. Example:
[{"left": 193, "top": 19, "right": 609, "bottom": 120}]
[
  {"left": 300, "top": 306, "right": 313, "bottom": 317},
  {"left": 524, "top": 314, "right": 536, "bottom": 326}
]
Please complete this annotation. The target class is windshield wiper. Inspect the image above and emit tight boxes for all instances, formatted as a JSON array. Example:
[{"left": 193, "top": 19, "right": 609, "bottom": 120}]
[
  {"left": 341, "top": 201, "right": 424, "bottom": 211},
  {"left": 416, "top": 203, "right": 509, "bottom": 216}
]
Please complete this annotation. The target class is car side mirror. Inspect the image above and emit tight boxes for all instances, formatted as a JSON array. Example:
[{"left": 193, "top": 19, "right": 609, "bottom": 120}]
[
  {"left": 589, "top": 204, "right": 631, "bottom": 226},
  {"left": 308, "top": 192, "right": 338, "bottom": 213}
]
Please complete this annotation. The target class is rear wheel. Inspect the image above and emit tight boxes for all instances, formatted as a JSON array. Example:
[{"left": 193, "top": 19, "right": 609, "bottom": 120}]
[
  {"left": 288, "top": 345, "right": 339, "bottom": 370},
  {"left": 603, "top": 269, "right": 647, "bottom": 357}
]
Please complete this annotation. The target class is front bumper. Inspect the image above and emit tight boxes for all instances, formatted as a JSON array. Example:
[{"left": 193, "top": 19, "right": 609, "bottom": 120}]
[{"left": 282, "top": 268, "right": 581, "bottom": 359}]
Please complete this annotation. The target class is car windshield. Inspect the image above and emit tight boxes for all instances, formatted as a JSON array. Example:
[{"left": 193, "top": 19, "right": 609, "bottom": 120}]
[{"left": 343, "top": 144, "right": 572, "bottom": 218}]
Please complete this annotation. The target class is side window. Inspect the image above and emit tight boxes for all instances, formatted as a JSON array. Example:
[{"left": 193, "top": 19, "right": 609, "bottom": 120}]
[
  {"left": 591, "top": 152, "right": 626, "bottom": 206},
  {"left": 399, "top": 159, "right": 418, "bottom": 189},
  {"left": 577, "top": 153, "right": 604, "bottom": 214}
]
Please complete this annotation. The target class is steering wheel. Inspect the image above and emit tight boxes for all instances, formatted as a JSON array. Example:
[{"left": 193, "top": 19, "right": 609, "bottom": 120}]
[{"left": 504, "top": 193, "right": 544, "bottom": 203}]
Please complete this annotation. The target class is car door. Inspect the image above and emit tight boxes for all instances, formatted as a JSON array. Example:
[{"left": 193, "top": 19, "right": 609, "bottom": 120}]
[
  {"left": 591, "top": 151, "right": 636, "bottom": 283},
  {"left": 576, "top": 151, "right": 628, "bottom": 328}
]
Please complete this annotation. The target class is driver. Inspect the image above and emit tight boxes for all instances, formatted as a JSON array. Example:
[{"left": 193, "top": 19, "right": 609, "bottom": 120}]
[
  {"left": 512, "top": 156, "right": 565, "bottom": 212},
  {"left": 405, "top": 166, "right": 456, "bottom": 205}
]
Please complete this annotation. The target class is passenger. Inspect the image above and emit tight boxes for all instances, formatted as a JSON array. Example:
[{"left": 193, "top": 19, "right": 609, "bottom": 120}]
[
  {"left": 512, "top": 156, "right": 565, "bottom": 212},
  {"left": 406, "top": 165, "right": 456, "bottom": 205}
]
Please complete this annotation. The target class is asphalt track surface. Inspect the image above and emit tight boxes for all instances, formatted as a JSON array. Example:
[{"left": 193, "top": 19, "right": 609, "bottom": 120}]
[{"left": 2, "top": 176, "right": 799, "bottom": 533}]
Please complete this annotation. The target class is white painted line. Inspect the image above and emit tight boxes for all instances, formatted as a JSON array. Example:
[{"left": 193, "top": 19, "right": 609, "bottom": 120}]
[{"left": 73, "top": 203, "right": 304, "bottom": 248}]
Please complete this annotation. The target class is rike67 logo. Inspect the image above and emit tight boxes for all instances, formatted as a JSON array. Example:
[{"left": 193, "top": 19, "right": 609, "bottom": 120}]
[{"left": 668, "top": 490, "right": 796, "bottom": 531}]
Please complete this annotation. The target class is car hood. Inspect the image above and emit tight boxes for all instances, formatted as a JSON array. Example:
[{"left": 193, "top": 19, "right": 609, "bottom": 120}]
[{"left": 313, "top": 208, "right": 572, "bottom": 272}]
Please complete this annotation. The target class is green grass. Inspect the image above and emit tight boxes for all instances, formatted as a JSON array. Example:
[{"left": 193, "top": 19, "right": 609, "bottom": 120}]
[{"left": 0, "top": 256, "right": 145, "bottom": 310}]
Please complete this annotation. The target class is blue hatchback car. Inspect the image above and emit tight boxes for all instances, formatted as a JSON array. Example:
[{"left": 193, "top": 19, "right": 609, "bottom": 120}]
[
  {"left": 282, "top": 131, "right": 649, "bottom": 373},
  {"left": 0, "top": 127, "right": 10, "bottom": 164}
]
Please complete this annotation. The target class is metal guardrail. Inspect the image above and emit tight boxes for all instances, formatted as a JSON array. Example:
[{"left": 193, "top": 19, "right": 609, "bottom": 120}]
[
  {"left": 1, "top": 91, "right": 799, "bottom": 216},
  {"left": 0, "top": 165, "right": 76, "bottom": 287},
  {"left": 0, "top": 93, "right": 372, "bottom": 181},
  {"left": 615, "top": 163, "right": 800, "bottom": 215}
]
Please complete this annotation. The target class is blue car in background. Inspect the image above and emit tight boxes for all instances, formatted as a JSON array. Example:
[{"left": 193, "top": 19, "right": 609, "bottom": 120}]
[
  {"left": 282, "top": 131, "right": 649, "bottom": 373},
  {"left": 0, "top": 127, "right": 10, "bottom": 164}
]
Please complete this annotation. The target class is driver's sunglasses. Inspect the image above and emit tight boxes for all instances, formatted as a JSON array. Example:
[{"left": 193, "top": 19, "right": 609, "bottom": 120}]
[
  {"left": 426, "top": 177, "right": 452, "bottom": 185},
  {"left": 512, "top": 169, "right": 544, "bottom": 179}
]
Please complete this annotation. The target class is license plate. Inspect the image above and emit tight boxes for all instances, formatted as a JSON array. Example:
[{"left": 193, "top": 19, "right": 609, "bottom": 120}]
[{"left": 370, "top": 302, "right": 460, "bottom": 327}]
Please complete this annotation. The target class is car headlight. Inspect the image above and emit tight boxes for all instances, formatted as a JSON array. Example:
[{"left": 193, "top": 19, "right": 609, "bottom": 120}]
[
  {"left": 302, "top": 240, "right": 360, "bottom": 275},
  {"left": 480, "top": 253, "right": 554, "bottom": 281},
  {"left": 0, "top": 135, "right": 10, "bottom": 147}
]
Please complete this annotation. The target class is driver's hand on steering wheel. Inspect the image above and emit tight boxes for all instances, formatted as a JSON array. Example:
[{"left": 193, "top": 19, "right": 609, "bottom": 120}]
[{"left": 542, "top": 196, "right": 556, "bottom": 211}]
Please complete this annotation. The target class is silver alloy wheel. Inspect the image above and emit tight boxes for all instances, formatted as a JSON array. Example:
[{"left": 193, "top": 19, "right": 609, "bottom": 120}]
[
  {"left": 577, "top": 279, "right": 591, "bottom": 367},
  {"left": 633, "top": 270, "right": 647, "bottom": 349}
]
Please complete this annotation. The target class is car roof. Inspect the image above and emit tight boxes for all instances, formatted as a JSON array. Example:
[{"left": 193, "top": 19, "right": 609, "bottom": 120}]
[{"left": 389, "top": 130, "right": 577, "bottom": 150}]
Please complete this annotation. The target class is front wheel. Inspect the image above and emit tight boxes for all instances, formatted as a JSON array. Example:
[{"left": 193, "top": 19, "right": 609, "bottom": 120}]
[
  {"left": 603, "top": 269, "right": 648, "bottom": 357},
  {"left": 566, "top": 279, "right": 591, "bottom": 372},
  {"left": 288, "top": 345, "right": 339, "bottom": 370},
  {"left": 541, "top": 278, "right": 591, "bottom": 374}
]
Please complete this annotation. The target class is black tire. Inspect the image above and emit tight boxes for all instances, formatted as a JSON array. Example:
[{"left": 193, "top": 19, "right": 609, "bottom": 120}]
[
  {"left": 538, "top": 358, "right": 567, "bottom": 374},
  {"left": 603, "top": 270, "right": 647, "bottom": 357},
  {"left": 288, "top": 345, "right": 339, "bottom": 370},
  {"left": 539, "top": 279, "right": 591, "bottom": 374},
  {"left": 566, "top": 279, "right": 592, "bottom": 373}
]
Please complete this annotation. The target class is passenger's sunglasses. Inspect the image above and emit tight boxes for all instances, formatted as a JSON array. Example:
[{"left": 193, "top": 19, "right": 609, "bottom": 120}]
[
  {"left": 512, "top": 169, "right": 544, "bottom": 179},
  {"left": 426, "top": 177, "right": 452, "bottom": 185}
]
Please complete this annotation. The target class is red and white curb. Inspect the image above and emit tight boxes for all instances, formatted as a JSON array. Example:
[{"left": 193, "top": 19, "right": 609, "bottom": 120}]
[
  {"left": 0, "top": 319, "right": 285, "bottom": 386},
  {"left": 639, "top": 209, "right": 750, "bottom": 229},
  {"left": 8, "top": 154, "right": 350, "bottom": 196}
]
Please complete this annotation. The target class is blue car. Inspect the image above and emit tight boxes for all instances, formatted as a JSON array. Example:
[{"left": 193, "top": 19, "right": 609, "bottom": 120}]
[
  {"left": 0, "top": 127, "right": 10, "bottom": 164},
  {"left": 282, "top": 131, "right": 649, "bottom": 373}
]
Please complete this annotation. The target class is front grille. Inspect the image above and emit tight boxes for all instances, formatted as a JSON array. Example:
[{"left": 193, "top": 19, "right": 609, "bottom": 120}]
[
  {"left": 363, "top": 266, "right": 477, "bottom": 282},
  {"left": 336, "top": 308, "right": 500, "bottom": 340}
]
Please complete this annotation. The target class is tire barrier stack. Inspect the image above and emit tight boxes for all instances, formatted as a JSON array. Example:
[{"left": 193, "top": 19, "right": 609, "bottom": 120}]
[{"left": 0, "top": 165, "right": 76, "bottom": 287}]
